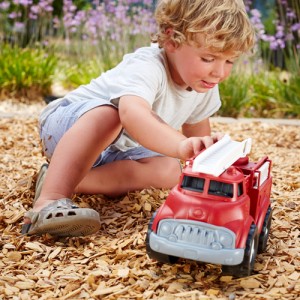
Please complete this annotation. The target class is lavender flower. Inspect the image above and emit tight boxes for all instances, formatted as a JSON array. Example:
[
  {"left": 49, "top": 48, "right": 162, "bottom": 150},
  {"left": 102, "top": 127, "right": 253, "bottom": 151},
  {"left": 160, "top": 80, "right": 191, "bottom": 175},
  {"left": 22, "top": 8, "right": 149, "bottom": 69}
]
[
  {"left": 38, "top": 0, "right": 54, "bottom": 12},
  {"left": 13, "top": 21, "right": 25, "bottom": 32},
  {"left": 0, "top": 1, "right": 10, "bottom": 10},
  {"left": 19, "top": 0, "right": 33, "bottom": 7},
  {"left": 3, "top": 0, "right": 294, "bottom": 75},
  {"left": 279, "top": 0, "right": 288, "bottom": 6},
  {"left": 291, "top": 23, "right": 300, "bottom": 32},
  {"left": 8, "top": 12, "right": 19, "bottom": 19},
  {"left": 275, "top": 24, "right": 285, "bottom": 39},
  {"left": 286, "top": 8, "right": 296, "bottom": 20}
]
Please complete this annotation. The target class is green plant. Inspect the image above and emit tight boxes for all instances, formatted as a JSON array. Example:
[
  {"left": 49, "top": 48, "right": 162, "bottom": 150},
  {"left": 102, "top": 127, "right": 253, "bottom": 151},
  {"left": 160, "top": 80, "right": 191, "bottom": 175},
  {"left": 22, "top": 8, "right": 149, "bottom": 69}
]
[
  {"left": 244, "top": 70, "right": 299, "bottom": 118},
  {"left": 62, "top": 57, "right": 118, "bottom": 88},
  {"left": 218, "top": 71, "right": 251, "bottom": 118},
  {"left": 244, "top": 72, "right": 280, "bottom": 117},
  {"left": 0, "top": 44, "right": 57, "bottom": 98},
  {"left": 275, "top": 73, "right": 300, "bottom": 117},
  {"left": 218, "top": 50, "right": 300, "bottom": 118},
  {"left": 0, "top": 1, "right": 298, "bottom": 119}
]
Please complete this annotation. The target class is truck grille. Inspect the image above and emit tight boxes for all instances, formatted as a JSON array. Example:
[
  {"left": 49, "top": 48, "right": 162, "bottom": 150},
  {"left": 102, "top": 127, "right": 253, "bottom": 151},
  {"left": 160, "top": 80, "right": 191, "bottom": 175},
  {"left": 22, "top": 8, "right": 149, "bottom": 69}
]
[{"left": 157, "top": 219, "right": 235, "bottom": 250}]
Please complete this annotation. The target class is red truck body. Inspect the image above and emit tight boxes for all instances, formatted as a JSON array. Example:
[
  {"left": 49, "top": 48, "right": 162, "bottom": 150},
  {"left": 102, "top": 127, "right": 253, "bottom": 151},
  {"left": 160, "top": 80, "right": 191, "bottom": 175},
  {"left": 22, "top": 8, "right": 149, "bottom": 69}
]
[{"left": 146, "top": 153, "right": 273, "bottom": 277}]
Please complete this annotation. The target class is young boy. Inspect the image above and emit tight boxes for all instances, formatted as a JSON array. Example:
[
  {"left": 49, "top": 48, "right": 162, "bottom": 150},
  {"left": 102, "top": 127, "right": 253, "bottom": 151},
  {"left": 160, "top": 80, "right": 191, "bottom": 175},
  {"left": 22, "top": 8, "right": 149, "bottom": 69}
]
[{"left": 22, "top": 0, "right": 255, "bottom": 237}]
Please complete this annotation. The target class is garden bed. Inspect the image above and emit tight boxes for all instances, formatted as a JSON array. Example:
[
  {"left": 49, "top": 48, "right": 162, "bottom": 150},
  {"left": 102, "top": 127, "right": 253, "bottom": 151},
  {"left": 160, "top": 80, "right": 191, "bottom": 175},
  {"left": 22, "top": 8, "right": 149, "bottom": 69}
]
[{"left": 0, "top": 102, "right": 299, "bottom": 299}]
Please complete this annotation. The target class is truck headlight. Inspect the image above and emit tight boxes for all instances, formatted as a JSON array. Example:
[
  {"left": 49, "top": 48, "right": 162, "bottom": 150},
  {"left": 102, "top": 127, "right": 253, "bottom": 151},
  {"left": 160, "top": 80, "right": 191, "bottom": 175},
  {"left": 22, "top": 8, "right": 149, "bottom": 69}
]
[{"left": 219, "top": 232, "right": 233, "bottom": 248}]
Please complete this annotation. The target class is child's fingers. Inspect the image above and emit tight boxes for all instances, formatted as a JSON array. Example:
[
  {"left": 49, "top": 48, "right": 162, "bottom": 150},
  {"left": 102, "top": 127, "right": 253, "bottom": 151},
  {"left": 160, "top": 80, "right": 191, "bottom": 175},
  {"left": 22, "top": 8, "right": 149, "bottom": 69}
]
[
  {"left": 212, "top": 132, "right": 225, "bottom": 142},
  {"left": 181, "top": 134, "right": 225, "bottom": 160},
  {"left": 192, "top": 136, "right": 213, "bottom": 156},
  {"left": 200, "top": 136, "right": 214, "bottom": 149}
]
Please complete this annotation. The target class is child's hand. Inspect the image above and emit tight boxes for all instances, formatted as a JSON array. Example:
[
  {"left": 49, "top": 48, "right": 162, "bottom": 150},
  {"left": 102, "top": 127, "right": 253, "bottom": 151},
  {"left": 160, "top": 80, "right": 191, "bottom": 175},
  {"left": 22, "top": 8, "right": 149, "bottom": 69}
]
[{"left": 178, "top": 134, "right": 223, "bottom": 160}]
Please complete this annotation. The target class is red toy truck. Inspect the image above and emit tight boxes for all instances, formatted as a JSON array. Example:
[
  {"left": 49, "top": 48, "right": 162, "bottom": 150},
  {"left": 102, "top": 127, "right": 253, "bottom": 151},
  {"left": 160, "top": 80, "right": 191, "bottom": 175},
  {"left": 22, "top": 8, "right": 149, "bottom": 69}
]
[{"left": 146, "top": 135, "right": 272, "bottom": 277}]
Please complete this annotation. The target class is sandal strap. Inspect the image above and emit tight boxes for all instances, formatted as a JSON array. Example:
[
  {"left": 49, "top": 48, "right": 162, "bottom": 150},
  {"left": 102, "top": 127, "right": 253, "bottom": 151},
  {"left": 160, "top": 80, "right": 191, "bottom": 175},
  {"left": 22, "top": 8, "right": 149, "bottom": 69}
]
[
  {"left": 41, "top": 198, "right": 79, "bottom": 211},
  {"left": 24, "top": 198, "right": 79, "bottom": 223},
  {"left": 34, "top": 163, "right": 48, "bottom": 204}
]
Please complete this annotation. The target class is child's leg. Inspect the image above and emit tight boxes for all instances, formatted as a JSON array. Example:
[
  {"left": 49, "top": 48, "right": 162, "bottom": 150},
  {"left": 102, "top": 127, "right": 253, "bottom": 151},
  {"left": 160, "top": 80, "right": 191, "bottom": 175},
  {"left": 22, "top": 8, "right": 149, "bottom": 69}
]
[
  {"left": 76, "top": 156, "right": 181, "bottom": 197},
  {"left": 34, "top": 105, "right": 122, "bottom": 212}
]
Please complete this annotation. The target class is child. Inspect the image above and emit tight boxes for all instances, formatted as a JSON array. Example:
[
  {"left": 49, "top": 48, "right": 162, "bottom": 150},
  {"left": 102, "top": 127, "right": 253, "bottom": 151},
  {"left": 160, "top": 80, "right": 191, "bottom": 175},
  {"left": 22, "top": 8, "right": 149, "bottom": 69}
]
[{"left": 22, "top": 0, "right": 255, "bottom": 237}]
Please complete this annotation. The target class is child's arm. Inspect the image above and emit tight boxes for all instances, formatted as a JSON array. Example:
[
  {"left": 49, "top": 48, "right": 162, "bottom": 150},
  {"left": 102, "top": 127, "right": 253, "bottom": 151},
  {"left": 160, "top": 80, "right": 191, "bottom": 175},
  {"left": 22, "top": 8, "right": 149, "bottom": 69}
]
[
  {"left": 119, "top": 95, "right": 216, "bottom": 160},
  {"left": 182, "top": 119, "right": 224, "bottom": 143},
  {"left": 182, "top": 118, "right": 211, "bottom": 137}
]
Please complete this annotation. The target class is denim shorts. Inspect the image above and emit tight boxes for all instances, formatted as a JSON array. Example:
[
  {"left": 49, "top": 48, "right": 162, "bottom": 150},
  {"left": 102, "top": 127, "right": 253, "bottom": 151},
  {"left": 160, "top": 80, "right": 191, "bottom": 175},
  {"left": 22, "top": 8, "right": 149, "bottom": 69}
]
[{"left": 40, "top": 99, "right": 163, "bottom": 167}]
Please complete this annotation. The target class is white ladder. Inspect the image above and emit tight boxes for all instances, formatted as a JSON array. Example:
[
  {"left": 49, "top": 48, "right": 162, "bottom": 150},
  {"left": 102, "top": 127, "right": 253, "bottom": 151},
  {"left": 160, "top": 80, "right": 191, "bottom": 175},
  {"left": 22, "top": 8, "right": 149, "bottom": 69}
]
[{"left": 192, "top": 134, "right": 252, "bottom": 177}]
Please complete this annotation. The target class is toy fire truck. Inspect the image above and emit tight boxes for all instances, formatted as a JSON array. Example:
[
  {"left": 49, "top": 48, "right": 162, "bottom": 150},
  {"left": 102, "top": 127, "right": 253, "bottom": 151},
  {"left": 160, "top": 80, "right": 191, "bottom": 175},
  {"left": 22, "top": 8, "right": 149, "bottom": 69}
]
[{"left": 146, "top": 135, "right": 272, "bottom": 277}]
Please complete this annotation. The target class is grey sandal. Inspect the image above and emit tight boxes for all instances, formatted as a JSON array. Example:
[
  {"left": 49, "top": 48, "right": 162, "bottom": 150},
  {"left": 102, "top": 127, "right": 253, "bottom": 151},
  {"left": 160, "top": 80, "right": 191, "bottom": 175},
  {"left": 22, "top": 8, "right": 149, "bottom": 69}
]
[
  {"left": 22, "top": 198, "right": 101, "bottom": 237},
  {"left": 34, "top": 163, "right": 48, "bottom": 204}
]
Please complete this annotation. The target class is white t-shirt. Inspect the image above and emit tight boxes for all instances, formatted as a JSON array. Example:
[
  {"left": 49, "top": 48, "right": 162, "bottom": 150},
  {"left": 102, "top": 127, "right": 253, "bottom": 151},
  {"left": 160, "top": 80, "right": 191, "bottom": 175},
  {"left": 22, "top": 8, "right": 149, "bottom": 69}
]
[{"left": 40, "top": 46, "right": 221, "bottom": 151}]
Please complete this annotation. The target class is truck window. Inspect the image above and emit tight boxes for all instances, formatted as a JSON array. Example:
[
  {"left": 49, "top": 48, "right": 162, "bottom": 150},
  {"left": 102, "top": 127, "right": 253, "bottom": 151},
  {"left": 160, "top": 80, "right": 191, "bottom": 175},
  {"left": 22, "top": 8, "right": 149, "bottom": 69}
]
[
  {"left": 238, "top": 182, "right": 243, "bottom": 196},
  {"left": 181, "top": 176, "right": 205, "bottom": 192},
  {"left": 208, "top": 180, "right": 233, "bottom": 198}
]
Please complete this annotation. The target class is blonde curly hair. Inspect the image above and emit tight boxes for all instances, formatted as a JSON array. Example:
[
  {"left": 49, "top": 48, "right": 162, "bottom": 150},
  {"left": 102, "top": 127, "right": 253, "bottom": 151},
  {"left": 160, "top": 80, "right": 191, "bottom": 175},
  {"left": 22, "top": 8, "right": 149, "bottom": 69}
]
[{"left": 152, "top": 0, "right": 255, "bottom": 55}]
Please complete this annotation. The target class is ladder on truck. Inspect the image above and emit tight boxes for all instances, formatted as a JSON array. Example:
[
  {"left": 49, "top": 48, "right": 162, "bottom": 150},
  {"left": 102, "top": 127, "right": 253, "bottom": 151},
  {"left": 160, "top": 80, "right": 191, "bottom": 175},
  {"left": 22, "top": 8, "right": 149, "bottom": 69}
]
[{"left": 192, "top": 134, "right": 252, "bottom": 177}]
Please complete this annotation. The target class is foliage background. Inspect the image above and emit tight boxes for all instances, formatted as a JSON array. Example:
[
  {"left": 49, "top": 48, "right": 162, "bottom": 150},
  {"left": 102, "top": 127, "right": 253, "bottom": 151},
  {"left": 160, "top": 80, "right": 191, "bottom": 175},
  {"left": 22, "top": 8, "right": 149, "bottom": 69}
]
[{"left": 0, "top": 0, "right": 299, "bottom": 118}]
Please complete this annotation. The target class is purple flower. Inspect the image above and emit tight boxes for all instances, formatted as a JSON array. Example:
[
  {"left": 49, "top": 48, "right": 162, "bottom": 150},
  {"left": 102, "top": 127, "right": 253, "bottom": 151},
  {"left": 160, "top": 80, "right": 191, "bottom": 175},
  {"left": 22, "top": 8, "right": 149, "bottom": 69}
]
[
  {"left": 285, "top": 33, "right": 294, "bottom": 41},
  {"left": 250, "top": 9, "right": 262, "bottom": 19},
  {"left": 291, "top": 23, "right": 300, "bottom": 32},
  {"left": 277, "top": 39, "right": 285, "bottom": 49},
  {"left": 14, "top": 22, "right": 25, "bottom": 32},
  {"left": 29, "top": 12, "right": 38, "bottom": 20},
  {"left": 9, "top": 12, "right": 18, "bottom": 19},
  {"left": 19, "top": 0, "right": 33, "bottom": 6},
  {"left": 38, "top": 0, "right": 54, "bottom": 12},
  {"left": 279, "top": 0, "right": 288, "bottom": 6},
  {"left": 0, "top": 1, "right": 10, "bottom": 10},
  {"left": 268, "top": 35, "right": 286, "bottom": 50},
  {"left": 144, "top": 0, "right": 153, "bottom": 6},
  {"left": 53, "top": 16, "right": 60, "bottom": 28},
  {"left": 250, "top": 9, "right": 266, "bottom": 38},
  {"left": 43, "top": 40, "right": 49, "bottom": 46},
  {"left": 286, "top": 9, "right": 296, "bottom": 20},
  {"left": 275, "top": 25, "right": 285, "bottom": 39},
  {"left": 30, "top": 5, "right": 39, "bottom": 14},
  {"left": 269, "top": 40, "right": 278, "bottom": 50},
  {"left": 244, "top": 0, "right": 252, "bottom": 12}
]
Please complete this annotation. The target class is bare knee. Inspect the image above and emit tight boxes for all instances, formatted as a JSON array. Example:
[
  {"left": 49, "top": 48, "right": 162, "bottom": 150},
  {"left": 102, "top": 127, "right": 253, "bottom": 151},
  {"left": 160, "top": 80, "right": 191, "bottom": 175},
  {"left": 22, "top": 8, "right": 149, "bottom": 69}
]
[
  {"left": 86, "top": 105, "right": 121, "bottom": 133},
  {"left": 159, "top": 157, "right": 182, "bottom": 188},
  {"left": 141, "top": 156, "right": 182, "bottom": 189},
  {"left": 78, "top": 105, "right": 122, "bottom": 147}
]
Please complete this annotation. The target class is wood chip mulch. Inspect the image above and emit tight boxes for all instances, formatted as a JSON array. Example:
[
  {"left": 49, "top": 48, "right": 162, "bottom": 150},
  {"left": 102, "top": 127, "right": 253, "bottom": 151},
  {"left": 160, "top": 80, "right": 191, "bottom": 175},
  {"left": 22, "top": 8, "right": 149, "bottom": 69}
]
[{"left": 0, "top": 116, "right": 299, "bottom": 300}]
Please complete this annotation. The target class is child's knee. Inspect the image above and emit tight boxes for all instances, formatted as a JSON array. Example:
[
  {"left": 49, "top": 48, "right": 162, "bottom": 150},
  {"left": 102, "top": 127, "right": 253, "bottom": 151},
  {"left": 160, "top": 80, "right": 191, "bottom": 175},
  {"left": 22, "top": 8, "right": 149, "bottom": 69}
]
[
  {"left": 83, "top": 105, "right": 122, "bottom": 132},
  {"left": 156, "top": 157, "right": 182, "bottom": 187}
]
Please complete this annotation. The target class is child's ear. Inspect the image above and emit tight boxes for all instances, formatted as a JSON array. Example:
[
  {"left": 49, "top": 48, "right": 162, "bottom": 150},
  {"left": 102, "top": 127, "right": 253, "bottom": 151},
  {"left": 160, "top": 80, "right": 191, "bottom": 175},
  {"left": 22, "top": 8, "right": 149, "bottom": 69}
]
[
  {"left": 165, "top": 28, "right": 173, "bottom": 36},
  {"left": 164, "top": 28, "right": 177, "bottom": 52}
]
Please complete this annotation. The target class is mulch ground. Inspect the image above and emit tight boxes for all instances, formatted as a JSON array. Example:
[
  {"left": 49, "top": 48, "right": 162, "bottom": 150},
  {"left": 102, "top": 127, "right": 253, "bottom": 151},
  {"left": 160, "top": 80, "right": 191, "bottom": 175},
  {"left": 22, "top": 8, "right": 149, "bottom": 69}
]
[{"left": 0, "top": 115, "right": 299, "bottom": 300}]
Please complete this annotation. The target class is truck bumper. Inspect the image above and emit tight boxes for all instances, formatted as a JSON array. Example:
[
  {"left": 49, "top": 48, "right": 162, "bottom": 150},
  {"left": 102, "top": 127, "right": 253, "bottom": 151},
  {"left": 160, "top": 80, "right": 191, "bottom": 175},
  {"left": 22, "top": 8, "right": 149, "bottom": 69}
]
[{"left": 149, "top": 232, "right": 245, "bottom": 265}]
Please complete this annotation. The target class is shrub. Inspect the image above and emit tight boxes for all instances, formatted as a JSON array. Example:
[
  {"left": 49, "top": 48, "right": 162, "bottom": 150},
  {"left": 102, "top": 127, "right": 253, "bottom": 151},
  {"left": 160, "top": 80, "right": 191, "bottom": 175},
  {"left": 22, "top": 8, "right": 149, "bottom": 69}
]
[
  {"left": 0, "top": 44, "right": 57, "bottom": 99},
  {"left": 219, "top": 67, "right": 300, "bottom": 118}
]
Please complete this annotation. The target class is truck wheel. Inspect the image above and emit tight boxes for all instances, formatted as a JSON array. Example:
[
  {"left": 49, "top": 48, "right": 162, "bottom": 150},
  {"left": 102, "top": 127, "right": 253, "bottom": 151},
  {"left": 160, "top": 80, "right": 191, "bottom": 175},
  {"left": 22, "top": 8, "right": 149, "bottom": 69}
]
[
  {"left": 145, "top": 211, "right": 179, "bottom": 264},
  {"left": 258, "top": 206, "right": 272, "bottom": 254},
  {"left": 222, "top": 224, "right": 259, "bottom": 278}
]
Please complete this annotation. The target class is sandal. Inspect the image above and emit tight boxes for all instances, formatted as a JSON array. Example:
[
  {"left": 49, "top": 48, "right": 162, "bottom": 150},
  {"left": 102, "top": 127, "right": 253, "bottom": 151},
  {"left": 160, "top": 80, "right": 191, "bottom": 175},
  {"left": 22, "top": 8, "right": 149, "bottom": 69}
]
[
  {"left": 34, "top": 163, "right": 48, "bottom": 204},
  {"left": 22, "top": 198, "right": 101, "bottom": 237}
]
